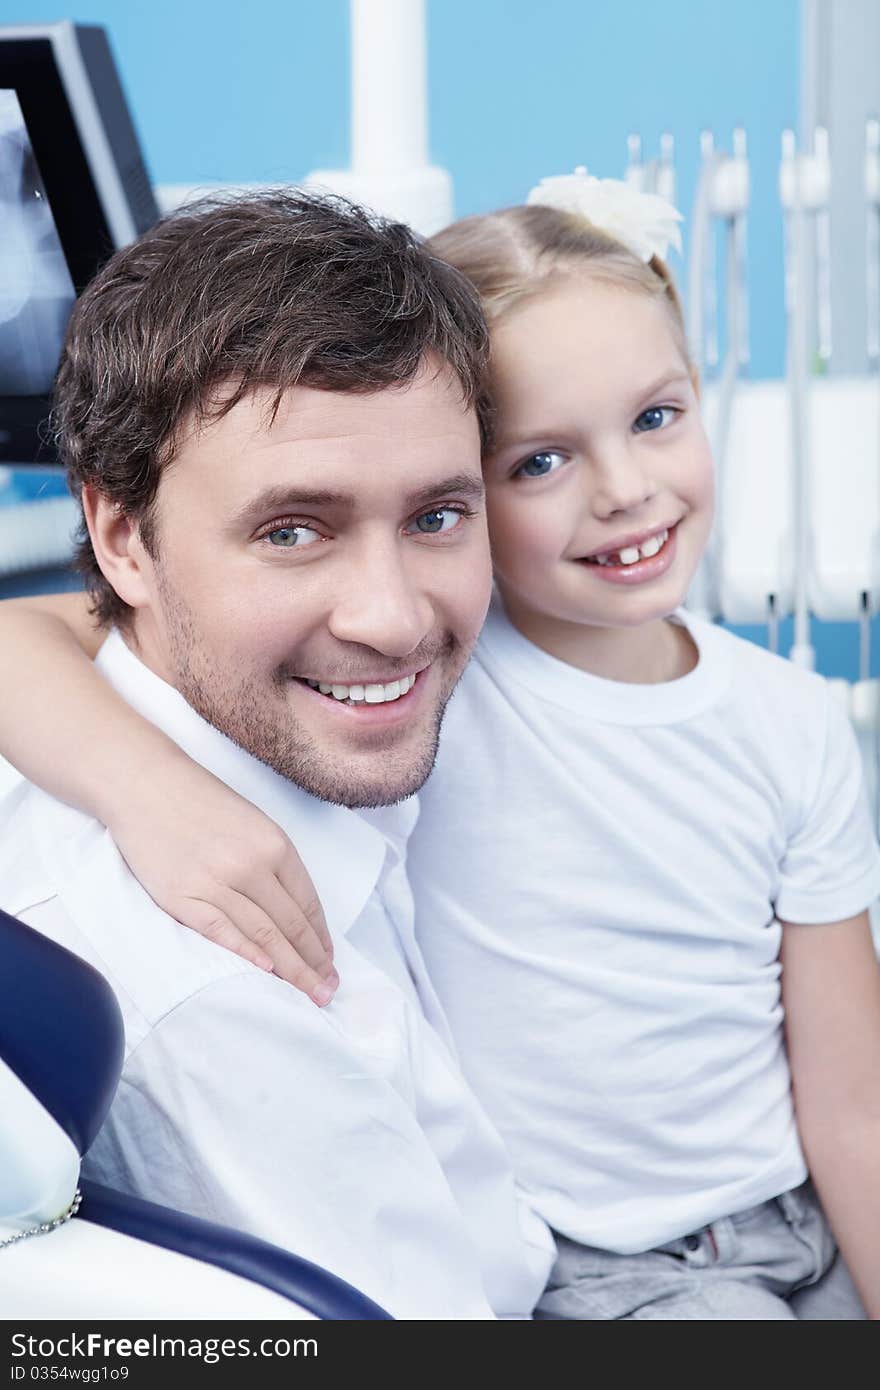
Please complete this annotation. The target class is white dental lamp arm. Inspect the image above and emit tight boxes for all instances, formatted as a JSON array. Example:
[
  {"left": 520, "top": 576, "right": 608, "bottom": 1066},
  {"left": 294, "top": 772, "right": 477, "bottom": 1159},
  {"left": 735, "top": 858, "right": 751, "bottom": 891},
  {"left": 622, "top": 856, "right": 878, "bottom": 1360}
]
[
  {"left": 304, "top": 0, "right": 453, "bottom": 235},
  {"left": 351, "top": 0, "right": 426, "bottom": 174}
]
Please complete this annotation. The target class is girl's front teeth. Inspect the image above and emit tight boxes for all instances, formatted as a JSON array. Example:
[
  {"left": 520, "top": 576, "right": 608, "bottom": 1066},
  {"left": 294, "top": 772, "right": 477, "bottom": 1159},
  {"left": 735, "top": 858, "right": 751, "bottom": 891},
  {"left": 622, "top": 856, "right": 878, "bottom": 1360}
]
[{"left": 593, "top": 528, "right": 669, "bottom": 566}]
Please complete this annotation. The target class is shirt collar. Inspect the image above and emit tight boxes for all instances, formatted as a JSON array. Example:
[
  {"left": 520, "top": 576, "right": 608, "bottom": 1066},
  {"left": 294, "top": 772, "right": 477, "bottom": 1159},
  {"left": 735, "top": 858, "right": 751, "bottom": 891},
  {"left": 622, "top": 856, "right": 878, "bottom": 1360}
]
[{"left": 95, "top": 631, "right": 387, "bottom": 938}]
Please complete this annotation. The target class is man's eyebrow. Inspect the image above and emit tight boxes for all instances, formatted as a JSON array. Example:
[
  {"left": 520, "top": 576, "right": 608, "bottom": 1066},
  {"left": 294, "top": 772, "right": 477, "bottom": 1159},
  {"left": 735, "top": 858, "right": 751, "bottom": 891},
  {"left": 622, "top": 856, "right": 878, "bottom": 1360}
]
[
  {"left": 231, "top": 474, "right": 484, "bottom": 528},
  {"left": 405, "top": 473, "right": 485, "bottom": 512}
]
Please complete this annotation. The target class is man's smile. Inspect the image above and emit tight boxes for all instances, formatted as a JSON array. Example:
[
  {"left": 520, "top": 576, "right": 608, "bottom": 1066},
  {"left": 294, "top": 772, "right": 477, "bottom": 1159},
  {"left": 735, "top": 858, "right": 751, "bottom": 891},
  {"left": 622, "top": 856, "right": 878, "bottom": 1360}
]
[
  {"left": 290, "top": 665, "right": 433, "bottom": 724},
  {"left": 300, "top": 672, "right": 419, "bottom": 704}
]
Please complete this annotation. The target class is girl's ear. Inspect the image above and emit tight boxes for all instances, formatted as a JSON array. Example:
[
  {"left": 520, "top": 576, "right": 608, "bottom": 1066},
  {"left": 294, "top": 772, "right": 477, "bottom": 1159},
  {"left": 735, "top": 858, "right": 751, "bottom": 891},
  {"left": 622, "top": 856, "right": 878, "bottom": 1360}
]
[{"left": 81, "top": 485, "right": 153, "bottom": 613}]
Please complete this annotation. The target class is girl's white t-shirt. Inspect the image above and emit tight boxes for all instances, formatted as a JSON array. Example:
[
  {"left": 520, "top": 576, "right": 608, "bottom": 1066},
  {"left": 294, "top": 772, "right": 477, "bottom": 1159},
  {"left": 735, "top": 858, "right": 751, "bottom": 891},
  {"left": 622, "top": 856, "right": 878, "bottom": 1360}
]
[{"left": 408, "top": 596, "right": 880, "bottom": 1253}]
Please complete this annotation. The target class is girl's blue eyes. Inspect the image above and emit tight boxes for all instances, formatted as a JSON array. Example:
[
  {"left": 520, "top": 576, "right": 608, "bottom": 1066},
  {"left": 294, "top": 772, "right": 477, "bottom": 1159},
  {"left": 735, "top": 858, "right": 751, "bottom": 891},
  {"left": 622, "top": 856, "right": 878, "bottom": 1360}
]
[
  {"left": 514, "top": 407, "right": 679, "bottom": 478},
  {"left": 516, "top": 451, "right": 565, "bottom": 479},
  {"left": 633, "top": 405, "right": 678, "bottom": 433}
]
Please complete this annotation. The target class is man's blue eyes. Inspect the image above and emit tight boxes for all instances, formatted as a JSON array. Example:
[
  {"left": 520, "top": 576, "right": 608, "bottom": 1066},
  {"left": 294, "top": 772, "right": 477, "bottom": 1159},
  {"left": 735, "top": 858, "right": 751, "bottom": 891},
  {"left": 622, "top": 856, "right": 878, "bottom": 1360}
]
[
  {"left": 264, "top": 508, "right": 463, "bottom": 546},
  {"left": 412, "top": 510, "right": 452, "bottom": 533},
  {"left": 266, "top": 524, "right": 321, "bottom": 548}
]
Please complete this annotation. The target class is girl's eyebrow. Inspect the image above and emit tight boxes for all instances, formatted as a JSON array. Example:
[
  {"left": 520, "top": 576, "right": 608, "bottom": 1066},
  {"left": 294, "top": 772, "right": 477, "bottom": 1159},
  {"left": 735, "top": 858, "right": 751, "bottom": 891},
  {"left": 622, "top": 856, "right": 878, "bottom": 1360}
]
[
  {"left": 635, "top": 370, "right": 692, "bottom": 401},
  {"left": 491, "top": 433, "right": 559, "bottom": 456},
  {"left": 490, "top": 370, "right": 694, "bottom": 456}
]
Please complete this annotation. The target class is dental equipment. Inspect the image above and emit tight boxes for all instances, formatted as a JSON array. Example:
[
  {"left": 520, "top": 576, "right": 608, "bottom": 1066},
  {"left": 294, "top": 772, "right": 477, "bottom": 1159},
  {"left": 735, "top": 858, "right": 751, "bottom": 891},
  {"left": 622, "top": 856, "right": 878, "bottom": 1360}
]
[
  {"left": 625, "top": 131, "right": 676, "bottom": 205},
  {"left": 0, "top": 22, "right": 157, "bottom": 467},
  {"left": 688, "top": 129, "right": 750, "bottom": 622},
  {"left": 304, "top": 0, "right": 453, "bottom": 236},
  {"left": 780, "top": 127, "right": 831, "bottom": 671},
  {"left": 801, "top": 125, "right": 880, "bottom": 638},
  {"left": 867, "top": 119, "right": 880, "bottom": 369},
  {"left": 0, "top": 494, "right": 78, "bottom": 578}
]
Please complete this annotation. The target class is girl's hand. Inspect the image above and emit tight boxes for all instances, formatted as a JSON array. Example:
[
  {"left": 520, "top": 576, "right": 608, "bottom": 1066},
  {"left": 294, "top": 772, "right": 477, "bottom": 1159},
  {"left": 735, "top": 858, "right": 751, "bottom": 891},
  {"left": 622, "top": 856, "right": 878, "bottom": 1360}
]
[{"left": 110, "top": 756, "right": 338, "bottom": 1005}]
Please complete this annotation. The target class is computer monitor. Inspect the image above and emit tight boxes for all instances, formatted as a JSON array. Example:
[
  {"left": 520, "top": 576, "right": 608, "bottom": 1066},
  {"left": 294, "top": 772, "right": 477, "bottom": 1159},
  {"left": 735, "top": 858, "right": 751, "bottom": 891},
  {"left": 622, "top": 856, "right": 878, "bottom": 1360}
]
[{"left": 0, "top": 22, "right": 159, "bottom": 464}]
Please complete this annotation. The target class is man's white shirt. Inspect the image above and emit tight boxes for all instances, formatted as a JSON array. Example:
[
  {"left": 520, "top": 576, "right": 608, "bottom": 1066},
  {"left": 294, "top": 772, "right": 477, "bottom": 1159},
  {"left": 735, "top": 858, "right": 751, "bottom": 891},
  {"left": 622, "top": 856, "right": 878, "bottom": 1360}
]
[{"left": 0, "top": 630, "right": 553, "bottom": 1320}]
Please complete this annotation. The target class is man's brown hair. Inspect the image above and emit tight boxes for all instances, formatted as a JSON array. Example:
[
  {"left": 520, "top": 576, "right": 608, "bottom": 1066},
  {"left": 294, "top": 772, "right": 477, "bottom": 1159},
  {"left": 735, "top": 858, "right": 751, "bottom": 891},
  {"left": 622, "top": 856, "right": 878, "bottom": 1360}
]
[{"left": 54, "top": 190, "right": 492, "bottom": 628}]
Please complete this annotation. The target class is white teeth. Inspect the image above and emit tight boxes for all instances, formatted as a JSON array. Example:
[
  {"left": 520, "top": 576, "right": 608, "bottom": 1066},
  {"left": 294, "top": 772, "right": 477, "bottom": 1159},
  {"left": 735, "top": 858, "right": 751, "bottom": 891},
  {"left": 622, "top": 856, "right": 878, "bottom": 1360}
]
[
  {"left": 591, "top": 528, "right": 669, "bottom": 566},
  {"left": 305, "top": 672, "right": 417, "bottom": 704}
]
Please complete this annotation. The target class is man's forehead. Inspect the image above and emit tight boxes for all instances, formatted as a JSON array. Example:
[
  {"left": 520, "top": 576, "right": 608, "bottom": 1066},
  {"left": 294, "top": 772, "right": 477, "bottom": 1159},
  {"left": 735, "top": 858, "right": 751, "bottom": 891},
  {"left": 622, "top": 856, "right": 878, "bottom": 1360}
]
[
  {"left": 190, "top": 361, "right": 477, "bottom": 451},
  {"left": 164, "top": 368, "right": 483, "bottom": 522}
]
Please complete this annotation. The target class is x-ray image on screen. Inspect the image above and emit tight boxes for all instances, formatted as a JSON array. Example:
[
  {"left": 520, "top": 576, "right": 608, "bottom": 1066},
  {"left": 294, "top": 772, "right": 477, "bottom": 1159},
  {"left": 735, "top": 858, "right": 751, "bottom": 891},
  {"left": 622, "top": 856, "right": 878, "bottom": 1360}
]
[{"left": 0, "top": 88, "right": 76, "bottom": 395}]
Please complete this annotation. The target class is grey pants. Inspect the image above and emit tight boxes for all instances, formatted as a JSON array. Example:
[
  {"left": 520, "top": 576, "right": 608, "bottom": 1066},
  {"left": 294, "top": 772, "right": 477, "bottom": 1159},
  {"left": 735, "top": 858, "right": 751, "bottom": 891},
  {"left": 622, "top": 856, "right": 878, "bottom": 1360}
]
[{"left": 536, "top": 1182, "right": 867, "bottom": 1320}]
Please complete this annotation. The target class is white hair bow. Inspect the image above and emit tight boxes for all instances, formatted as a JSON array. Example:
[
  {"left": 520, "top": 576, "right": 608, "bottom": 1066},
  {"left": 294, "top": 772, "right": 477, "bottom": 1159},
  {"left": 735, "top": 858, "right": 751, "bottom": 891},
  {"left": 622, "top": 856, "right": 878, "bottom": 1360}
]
[{"left": 526, "top": 166, "right": 683, "bottom": 264}]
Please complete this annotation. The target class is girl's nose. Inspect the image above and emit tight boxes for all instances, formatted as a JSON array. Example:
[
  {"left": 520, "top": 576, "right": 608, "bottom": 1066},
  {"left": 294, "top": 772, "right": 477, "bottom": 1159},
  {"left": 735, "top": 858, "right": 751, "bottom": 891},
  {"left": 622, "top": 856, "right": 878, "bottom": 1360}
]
[{"left": 589, "top": 445, "right": 658, "bottom": 518}]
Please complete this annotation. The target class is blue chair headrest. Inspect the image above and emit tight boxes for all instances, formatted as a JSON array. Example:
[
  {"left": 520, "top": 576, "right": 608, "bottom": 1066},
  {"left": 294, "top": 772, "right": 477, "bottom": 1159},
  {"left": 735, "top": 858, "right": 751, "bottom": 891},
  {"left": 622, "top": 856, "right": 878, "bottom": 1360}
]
[{"left": 0, "top": 908, "right": 124, "bottom": 1155}]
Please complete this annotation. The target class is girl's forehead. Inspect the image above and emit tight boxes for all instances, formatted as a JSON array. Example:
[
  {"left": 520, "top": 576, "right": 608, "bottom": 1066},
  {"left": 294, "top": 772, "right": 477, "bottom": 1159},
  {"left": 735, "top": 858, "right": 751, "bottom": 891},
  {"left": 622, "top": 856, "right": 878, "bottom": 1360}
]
[
  {"left": 491, "top": 284, "right": 683, "bottom": 390},
  {"left": 485, "top": 289, "right": 691, "bottom": 457},
  {"left": 493, "top": 276, "right": 666, "bottom": 343}
]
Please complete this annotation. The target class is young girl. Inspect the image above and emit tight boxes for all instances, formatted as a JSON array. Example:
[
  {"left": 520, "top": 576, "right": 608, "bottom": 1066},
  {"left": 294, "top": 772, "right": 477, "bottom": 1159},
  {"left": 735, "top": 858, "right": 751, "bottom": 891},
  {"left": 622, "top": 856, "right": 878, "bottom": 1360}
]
[{"left": 2, "top": 173, "right": 879, "bottom": 1320}]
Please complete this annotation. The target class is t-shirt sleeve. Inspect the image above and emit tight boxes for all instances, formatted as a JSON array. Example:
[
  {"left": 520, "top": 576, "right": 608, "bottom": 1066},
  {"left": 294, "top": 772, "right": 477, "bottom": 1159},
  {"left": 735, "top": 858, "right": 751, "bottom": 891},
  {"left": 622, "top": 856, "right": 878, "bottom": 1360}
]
[{"left": 775, "top": 684, "right": 880, "bottom": 923}]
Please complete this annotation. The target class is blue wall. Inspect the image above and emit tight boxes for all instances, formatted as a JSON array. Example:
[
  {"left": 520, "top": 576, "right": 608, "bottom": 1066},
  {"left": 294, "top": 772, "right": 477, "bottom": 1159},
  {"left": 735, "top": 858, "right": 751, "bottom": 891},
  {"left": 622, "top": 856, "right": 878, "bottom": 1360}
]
[
  {"left": 8, "top": 1, "right": 872, "bottom": 675},
  {"left": 8, "top": 0, "right": 798, "bottom": 378}
]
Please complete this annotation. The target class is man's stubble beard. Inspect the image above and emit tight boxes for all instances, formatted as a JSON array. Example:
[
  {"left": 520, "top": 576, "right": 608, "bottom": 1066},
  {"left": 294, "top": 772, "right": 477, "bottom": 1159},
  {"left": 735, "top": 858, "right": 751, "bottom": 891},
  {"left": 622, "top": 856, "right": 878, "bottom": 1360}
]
[{"left": 154, "top": 575, "right": 468, "bottom": 809}]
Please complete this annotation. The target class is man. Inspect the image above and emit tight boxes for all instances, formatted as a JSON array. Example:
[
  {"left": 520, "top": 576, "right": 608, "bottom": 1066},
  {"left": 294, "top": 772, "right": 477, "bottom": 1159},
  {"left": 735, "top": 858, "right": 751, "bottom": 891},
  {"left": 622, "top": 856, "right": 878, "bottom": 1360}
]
[{"left": 0, "top": 193, "right": 552, "bottom": 1318}]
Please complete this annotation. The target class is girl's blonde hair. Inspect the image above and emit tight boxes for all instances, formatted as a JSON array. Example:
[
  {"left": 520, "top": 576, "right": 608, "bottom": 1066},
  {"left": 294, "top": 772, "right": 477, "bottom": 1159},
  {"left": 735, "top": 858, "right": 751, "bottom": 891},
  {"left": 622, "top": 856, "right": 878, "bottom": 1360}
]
[{"left": 428, "top": 204, "right": 689, "bottom": 366}]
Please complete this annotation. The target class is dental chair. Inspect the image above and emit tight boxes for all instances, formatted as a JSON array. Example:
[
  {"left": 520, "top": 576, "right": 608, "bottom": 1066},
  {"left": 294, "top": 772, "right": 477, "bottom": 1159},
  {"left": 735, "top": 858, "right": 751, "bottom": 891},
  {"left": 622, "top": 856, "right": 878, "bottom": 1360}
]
[{"left": 0, "top": 907, "right": 392, "bottom": 1320}]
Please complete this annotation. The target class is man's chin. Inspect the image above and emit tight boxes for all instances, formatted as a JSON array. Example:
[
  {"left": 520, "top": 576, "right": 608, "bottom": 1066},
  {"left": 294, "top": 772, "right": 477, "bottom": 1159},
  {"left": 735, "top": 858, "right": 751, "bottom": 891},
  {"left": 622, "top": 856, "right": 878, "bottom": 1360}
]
[
  {"left": 169, "top": 638, "right": 459, "bottom": 809},
  {"left": 283, "top": 739, "right": 440, "bottom": 809}
]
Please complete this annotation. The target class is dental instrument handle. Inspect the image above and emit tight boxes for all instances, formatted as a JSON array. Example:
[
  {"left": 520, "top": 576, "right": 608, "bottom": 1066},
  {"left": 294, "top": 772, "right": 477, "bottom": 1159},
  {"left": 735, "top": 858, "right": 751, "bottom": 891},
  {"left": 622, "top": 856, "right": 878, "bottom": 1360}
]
[
  {"left": 702, "top": 128, "right": 750, "bottom": 624},
  {"left": 767, "top": 593, "right": 779, "bottom": 656},
  {"left": 782, "top": 129, "right": 815, "bottom": 671},
  {"left": 657, "top": 132, "right": 676, "bottom": 205},
  {"left": 687, "top": 130, "right": 716, "bottom": 380},
  {"left": 625, "top": 132, "right": 644, "bottom": 191},
  {"left": 733, "top": 129, "right": 750, "bottom": 368},
  {"left": 814, "top": 129, "right": 832, "bottom": 364},
  {"left": 860, "top": 592, "right": 872, "bottom": 683},
  {"left": 815, "top": 209, "right": 832, "bottom": 364},
  {"left": 699, "top": 130, "right": 719, "bottom": 371},
  {"left": 866, "top": 118, "right": 880, "bottom": 368}
]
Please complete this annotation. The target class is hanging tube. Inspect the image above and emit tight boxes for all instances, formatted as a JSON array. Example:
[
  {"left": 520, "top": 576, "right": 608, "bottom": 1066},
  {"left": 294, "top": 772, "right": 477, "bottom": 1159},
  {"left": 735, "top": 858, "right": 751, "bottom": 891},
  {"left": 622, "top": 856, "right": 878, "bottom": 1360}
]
[{"left": 783, "top": 130, "right": 815, "bottom": 670}]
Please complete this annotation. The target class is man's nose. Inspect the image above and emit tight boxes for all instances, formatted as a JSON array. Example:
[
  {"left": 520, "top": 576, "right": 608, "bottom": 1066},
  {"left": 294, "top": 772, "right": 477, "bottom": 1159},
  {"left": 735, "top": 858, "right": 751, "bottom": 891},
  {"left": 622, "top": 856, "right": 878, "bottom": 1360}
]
[
  {"left": 327, "top": 543, "right": 434, "bottom": 658},
  {"left": 589, "top": 442, "right": 657, "bottom": 519}
]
